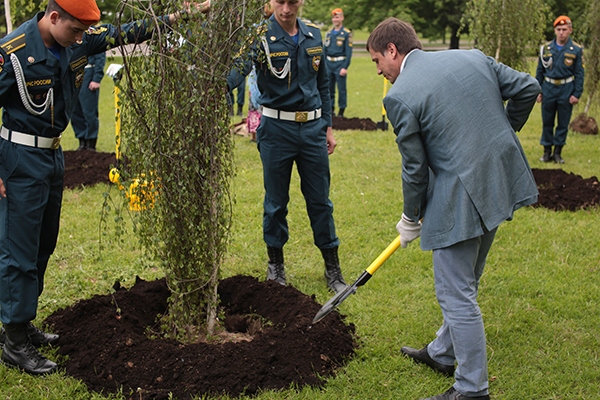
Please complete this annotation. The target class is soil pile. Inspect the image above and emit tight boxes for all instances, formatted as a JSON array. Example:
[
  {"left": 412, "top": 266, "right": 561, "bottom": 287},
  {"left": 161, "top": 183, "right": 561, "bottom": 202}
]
[
  {"left": 569, "top": 113, "right": 598, "bottom": 135},
  {"left": 45, "top": 275, "right": 357, "bottom": 400},
  {"left": 332, "top": 115, "right": 377, "bottom": 131},
  {"left": 63, "top": 150, "right": 118, "bottom": 189},
  {"left": 532, "top": 168, "right": 600, "bottom": 211}
]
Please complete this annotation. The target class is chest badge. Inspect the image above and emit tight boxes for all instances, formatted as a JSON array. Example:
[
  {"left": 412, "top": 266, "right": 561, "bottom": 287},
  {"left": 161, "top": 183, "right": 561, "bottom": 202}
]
[
  {"left": 75, "top": 69, "right": 84, "bottom": 88},
  {"left": 565, "top": 58, "right": 573, "bottom": 66},
  {"left": 270, "top": 36, "right": 276, "bottom": 41},
  {"left": 27, "top": 56, "right": 35, "bottom": 63},
  {"left": 312, "top": 55, "right": 321, "bottom": 71}
]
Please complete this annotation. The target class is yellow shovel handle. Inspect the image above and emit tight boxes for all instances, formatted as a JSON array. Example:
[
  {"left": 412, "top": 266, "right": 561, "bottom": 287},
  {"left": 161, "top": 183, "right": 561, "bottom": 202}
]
[{"left": 365, "top": 235, "right": 402, "bottom": 275}]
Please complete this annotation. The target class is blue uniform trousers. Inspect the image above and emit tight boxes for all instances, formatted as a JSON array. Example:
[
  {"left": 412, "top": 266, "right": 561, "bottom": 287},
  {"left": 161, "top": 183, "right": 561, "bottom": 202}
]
[
  {"left": 428, "top": 227, "right": 497, "bottom": 397},
  {"left": 71, "top": 68, "right": 101, "bottom": 140},
  {"left": 257, "top": 116, "right": 338, "bottom": 250},
  {"left": 327, "top": 61, "right": 347, "bottom": 110},
  {"left": 540, "top": 81, "right": 574, "bottom": 147},
  {"left": 0, "top": 140, "right": 64, "bottom": 324}
]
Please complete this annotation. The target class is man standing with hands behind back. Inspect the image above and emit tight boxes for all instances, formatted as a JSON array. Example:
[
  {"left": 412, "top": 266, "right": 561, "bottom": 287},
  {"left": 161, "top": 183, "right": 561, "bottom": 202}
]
[
  {"left": 324, "top": 7, "right": 352, "bottom": 118},
  {"left": 536, "top": 15, "right": 585, "bottom": 164},
  {"left": 366, "top": 18, "right": 539, "bottom": 400}
]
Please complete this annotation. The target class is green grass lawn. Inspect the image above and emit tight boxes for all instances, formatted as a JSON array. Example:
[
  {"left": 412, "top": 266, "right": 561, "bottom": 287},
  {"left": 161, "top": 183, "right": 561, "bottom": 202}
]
[{"left": 1, "top": 56, "right": 600, "bottom": 399}]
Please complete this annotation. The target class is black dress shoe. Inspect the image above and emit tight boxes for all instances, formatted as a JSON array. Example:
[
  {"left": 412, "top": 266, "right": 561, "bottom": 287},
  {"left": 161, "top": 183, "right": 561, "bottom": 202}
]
[
  {"left": 421, "top": 386, "right": 490, "bottom": 400},
  {"left": 401, "top": 345, "right": 455, "bottom": 377}
]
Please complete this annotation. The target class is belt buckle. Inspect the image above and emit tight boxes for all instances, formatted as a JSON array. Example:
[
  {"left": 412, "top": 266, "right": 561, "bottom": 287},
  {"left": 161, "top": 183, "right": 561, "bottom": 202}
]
[
  {"left": 295, "top": 111, "right": 308, "bottom": 122},
  {"left": 51, "top": 136, "right": 61, "bottom": 150}
]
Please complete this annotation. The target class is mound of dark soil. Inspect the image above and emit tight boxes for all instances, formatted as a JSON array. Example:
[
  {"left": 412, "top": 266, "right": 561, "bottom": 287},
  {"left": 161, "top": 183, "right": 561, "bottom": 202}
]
[
  {"left": 63, "top": 150, "right": 118, "bottom": 189},
  {"left": 332, "top": 115, "right": 377, "bottom": 131},
  {"left": 569, "top": 113, "right": 598, "bottom": 135},
  {"left": 45, "top": 275, "right": 357, "bottom": 399},
  {"left": 531, "top": 168, "right": 600, "bottom": 211}
]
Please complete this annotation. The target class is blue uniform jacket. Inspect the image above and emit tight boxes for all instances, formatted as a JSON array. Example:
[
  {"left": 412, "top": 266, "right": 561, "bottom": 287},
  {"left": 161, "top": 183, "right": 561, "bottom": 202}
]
[
  {"left": 227, "top": 16, "right": 332, "bottom": 127},
  {"left": 535, "top": 37, "right": 584, "bottom": 99},
  {"left": 384, "top": 50, "right": 540, "bottom": 251},
  {"left": 0, "top": 12, "right": 171, "bottom": 138},
  {"left": 87, "top": 52, "right": 106, "bottom": 85},
  {"left": 323, "top": 25, "right": 352, "bottom": 71}
]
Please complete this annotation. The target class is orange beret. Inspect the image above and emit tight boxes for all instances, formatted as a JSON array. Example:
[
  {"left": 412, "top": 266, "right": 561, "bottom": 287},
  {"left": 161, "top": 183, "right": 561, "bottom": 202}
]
[
  {"left": 55, "top": 0, "right": 100, "bottom": 26},
  {"left": 553, "top": 15, "right": 571, "bottom": 27},
  {"left": 331, "top": 8, "right": 343, "bottom": 16}
]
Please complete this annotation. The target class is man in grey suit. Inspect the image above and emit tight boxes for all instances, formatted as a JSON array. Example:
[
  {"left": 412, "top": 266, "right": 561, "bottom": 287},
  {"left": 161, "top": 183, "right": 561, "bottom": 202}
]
[{"left": 366, "top": 18, "right": 540, "bottom": 400}]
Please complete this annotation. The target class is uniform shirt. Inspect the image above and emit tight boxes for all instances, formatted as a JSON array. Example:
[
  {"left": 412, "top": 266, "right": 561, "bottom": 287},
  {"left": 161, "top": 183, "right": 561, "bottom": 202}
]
[
  {"left": 0, "top": 12, "right": 171, "bottom": 138},
  {"left": 323, "top": 25, "right": 352, "bottom": 70},
  {"left": 86, "top": 52, "right": 106, "bottom": 85},
  {"left": 227, "top": 15, "right": 332, "bottom": 127},
  {"left": 535, "top": 37, "right": 585, "bottom": 99}
]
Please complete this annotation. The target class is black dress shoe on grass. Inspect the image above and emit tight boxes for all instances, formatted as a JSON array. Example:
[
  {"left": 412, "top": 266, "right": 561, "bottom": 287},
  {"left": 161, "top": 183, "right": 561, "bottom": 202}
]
[
  {"left": 421, "top": 386, "right": 490, "bottom": 400},
  {"left": 401, "top": 345, "right": 455, "bottom": 377}
]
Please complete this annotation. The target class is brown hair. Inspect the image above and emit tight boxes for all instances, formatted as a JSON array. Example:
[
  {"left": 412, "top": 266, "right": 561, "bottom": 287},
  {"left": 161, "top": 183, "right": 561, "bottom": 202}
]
[
  {"left": 45, "top": 0, "right": 76, "bottom": 20},
  {"left": 366, "top": 18, "right": 422, "bottom": 55}
]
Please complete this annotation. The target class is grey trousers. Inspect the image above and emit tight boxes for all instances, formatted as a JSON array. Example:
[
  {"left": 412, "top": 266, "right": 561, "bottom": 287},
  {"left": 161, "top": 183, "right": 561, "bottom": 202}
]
[{"left": 428, "top": 227, "right": 497, "bottom": 396}]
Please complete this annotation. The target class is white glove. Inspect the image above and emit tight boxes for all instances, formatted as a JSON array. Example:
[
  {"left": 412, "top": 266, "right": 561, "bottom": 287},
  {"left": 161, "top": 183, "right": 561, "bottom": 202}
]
[
  {"left": 106, "top": 64, "right": 124, "bottom": 79},
  {"left": 396, "top": 213, "right": 422, "bottom": 248}
]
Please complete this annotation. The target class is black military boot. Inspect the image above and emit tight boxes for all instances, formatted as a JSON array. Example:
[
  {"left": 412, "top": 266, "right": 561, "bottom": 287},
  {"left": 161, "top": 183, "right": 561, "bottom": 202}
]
[
  {"left": 0, "top": 322, "right": 59, "bottom": 348},
  {"left": 266, "top": 246, "right": 286, "bottom": 285},
  {"left": 76, "top": 138, "right": 86, "bottom": 151},
  {"left": 338, "top": 108, "right": 345, "bottom": 118},
  {"left": 321, "top": 247, "right": 347, "bottom": 293},
  {"left": 85, "top": 138, "right": 97, "bottom": 151},
  {"left": 1, "top": 323, "right": 58, "bottom": 375},
  {"left": 552, "top": 145, "right": 565, "bottom": 164},
  {"left": 237, "top": 105, "right": 244, "bottom": 117},
  {"left": 539, "top": 146, "right": 552, "bottom": 162}
]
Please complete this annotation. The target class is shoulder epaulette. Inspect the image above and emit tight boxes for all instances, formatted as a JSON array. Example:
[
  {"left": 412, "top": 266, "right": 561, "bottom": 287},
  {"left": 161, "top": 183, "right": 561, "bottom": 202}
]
[
  {"left": 87, "top": 25, "right": 108, "bottom": 35},
  {"left": 1, "top": 34, "right": 26, "bottom": 55},
  {"left": 343, "top": 27, "right": 351, "bottom": 33},
  {"left": 302, "top": 20, "right": 319, "bottom": 29},
  {"left": 572, "top": 41, "right": 583, "bottom": 49}
]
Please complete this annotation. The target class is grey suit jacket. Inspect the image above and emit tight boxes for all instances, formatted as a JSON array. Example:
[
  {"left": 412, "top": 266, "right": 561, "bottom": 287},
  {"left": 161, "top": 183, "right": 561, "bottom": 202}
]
[{"left": 384, "top": 49, "right": 540, "bottom": 250}]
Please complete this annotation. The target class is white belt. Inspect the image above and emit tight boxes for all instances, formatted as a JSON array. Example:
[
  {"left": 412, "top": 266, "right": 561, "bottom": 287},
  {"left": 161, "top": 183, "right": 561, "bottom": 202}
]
[
  {"left": 1, "top": 126, "right": 61, "bottom": 150},
  {"left": 327, "top": 56, "right": 346, "bottom": 62},
  {"left": 262, "top": 107, "right": 322, "bottom": 122},
  {"left": 545, "top": 76, "right": 574, "bottom": 85}
]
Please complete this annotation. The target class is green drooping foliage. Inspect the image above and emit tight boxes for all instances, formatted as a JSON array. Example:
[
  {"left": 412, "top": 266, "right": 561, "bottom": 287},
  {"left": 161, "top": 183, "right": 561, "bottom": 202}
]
[
  {"left": 580, "top": 0, "right": 600, "bottom": 113},
  {"left": 463, "top": 0, "right": 548, "bottom": 71},
  {"left": 112, "top": 0, "right": 262, "bottom": 342}
]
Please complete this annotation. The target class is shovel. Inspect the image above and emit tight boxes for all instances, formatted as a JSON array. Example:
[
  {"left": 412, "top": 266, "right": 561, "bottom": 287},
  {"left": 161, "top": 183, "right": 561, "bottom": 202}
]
[
  {"left": 376, "top": 78, "right": 389, "bottom": 131},
  {"left": 312, "top": 235, "right": 402, "bottom": 324}
]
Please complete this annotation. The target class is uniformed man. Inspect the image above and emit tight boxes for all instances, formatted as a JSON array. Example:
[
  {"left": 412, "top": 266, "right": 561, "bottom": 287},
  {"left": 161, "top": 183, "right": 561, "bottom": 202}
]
[
  {"left": 323, "top": 8, "right": 352, "bottom": 118},
  {"left": 71, "top": 51, "right": 106, "bottom": 151},
  {"left": 0, "top": 0, "right": 208, "bottom": 375},
  {"left": 536, "top": 15, "right": 585, "bottom": 164},
  {"left": 227, "top": 0, "right": 347, "bottom": 294}
]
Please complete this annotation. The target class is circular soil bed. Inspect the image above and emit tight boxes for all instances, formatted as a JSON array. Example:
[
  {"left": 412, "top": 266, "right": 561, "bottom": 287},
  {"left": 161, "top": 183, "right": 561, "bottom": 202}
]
[{"left": 45, "top": 275, "right": 357, "bottom": 399}]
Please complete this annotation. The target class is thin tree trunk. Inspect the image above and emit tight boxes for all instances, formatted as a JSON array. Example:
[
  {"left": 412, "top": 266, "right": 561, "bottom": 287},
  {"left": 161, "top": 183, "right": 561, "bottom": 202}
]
[{"left": 4, "top": 0, "right": 12, "bottom": 34}]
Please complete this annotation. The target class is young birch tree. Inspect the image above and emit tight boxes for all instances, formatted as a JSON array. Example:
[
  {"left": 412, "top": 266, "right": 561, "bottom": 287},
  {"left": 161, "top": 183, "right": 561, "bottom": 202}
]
[
  {"left": 463, "top": 0, "right": 548, "bottom": 71},
  {"left": 112, "top": 0, "right": 262, "bottom": 342}
]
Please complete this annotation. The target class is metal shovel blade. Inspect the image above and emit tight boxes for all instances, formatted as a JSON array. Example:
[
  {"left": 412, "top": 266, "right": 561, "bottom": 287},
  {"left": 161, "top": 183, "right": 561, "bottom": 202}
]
[
  {"left": 312, "top": 284, "right": 357, "bottom": 324},
  {"left": 312, "top": 235, "right": 402, "bottom": 325}
]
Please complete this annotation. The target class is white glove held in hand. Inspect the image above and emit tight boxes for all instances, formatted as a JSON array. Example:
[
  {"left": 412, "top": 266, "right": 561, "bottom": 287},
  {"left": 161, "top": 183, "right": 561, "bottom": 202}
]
[
  {"left": 396, "top": 213, "right": 422, "bottom": 248},
  {"left": 106, "top": 64, "right": 124, "bottom": 79}
]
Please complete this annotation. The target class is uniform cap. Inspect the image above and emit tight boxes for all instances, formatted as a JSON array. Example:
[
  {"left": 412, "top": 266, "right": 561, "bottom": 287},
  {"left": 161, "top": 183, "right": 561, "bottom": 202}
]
[
  {"left": 331, "top": 8, "right": 343, "bottom": 16},
  {"left": 55, "top": 0, "right": 101, "bottom": 26},
  {"left": 553, "top": 15, "right": 571, "bottom": 27}
]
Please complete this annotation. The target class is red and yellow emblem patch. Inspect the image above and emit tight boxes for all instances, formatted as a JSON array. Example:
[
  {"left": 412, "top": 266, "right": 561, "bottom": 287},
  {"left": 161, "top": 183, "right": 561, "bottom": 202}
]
[{"left": 312, "top": 55, "right": 321, "bottom": 71}]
